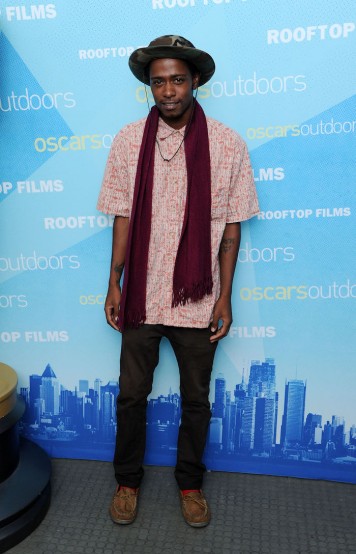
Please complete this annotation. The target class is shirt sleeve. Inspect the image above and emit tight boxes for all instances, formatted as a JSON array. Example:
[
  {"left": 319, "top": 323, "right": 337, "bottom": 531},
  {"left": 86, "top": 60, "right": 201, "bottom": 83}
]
[
  {"left": 96, "top": 132, "right": 130, "bottom": 217},
  {"left": 226, "top": 139, "right": 259, "bottom": 223}
]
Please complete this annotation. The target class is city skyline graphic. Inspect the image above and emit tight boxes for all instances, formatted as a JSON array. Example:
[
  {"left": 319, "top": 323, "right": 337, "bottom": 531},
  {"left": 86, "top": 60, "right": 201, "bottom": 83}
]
[{"left": 19, "top": 357, "right": 356, "bottom": 483}]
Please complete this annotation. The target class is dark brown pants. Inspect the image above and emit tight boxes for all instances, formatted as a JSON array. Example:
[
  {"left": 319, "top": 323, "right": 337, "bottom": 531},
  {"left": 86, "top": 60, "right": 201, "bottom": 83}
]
[{"left": 113, "top": 324, "right": 218, "bottom": 489}]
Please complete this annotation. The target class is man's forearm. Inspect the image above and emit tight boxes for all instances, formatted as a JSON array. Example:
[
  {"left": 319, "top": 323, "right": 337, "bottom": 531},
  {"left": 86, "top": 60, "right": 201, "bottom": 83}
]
[
  {"left": 218, "top": 222, "right": 241, "bottom": 298},
  {"left": 108, "top": 216, "right": 130, "bottom": 289}
]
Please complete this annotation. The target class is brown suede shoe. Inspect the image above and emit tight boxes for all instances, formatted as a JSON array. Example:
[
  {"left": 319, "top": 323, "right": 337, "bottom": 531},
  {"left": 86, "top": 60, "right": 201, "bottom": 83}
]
[
  {"left": 179, "top": 490, "right": 211, "bottom": 527},
  {"left": 109, "top": 486, "right": 139, "bottom": 525}
]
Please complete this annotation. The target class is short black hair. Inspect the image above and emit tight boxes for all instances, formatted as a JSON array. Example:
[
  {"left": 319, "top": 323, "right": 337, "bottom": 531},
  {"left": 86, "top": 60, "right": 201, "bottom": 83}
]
[{"left": 144, "top": 59, "right": 200, "bottom": 83}]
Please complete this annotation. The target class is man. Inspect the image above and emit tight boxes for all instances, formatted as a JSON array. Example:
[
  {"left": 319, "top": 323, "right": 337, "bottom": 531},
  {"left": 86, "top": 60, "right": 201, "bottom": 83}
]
[{"left": 97, "top": 35, "right": 259, "bottom": 527}]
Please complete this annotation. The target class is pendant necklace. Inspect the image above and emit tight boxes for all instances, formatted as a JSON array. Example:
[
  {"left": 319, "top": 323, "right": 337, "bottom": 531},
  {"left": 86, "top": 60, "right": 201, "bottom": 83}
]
[{"left": 155, "top": 133, "right": 186, "bottom": 163}]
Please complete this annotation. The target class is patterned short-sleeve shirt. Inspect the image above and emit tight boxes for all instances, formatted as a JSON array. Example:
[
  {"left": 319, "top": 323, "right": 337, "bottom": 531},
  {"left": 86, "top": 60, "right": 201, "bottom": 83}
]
[{"left": 97, "top": 116, "right": 259, "bottom": 328}]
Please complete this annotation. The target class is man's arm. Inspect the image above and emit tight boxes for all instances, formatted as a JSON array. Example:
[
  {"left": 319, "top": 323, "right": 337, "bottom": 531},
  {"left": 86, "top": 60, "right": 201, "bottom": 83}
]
[
  {"left": 210, "top": 222, "right": 241, "bottom": 343},
  {"left": 104, "top": 215, "right": 129, "bottom": 331}
]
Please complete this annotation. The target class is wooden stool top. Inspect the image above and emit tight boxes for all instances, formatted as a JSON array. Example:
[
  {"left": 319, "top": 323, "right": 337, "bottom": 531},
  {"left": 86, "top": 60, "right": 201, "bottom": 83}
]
[{"left": 0, "top": 363, "right": 18, "bottom": 419}]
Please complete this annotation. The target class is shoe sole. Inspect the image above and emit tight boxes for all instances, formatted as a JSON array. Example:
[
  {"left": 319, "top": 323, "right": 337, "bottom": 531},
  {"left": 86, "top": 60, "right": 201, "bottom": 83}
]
[{"left": 185, "top": 520, "right": 210, "bottom": 528}]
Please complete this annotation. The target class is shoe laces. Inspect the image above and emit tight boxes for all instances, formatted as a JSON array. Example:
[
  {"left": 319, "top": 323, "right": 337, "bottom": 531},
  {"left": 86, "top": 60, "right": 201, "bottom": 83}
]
[
  {"left": 183, "top": 492, "right": 207, "bottom": 510},
  {"left": 116, "top": 487, "right": 137, "bottom": 508}
]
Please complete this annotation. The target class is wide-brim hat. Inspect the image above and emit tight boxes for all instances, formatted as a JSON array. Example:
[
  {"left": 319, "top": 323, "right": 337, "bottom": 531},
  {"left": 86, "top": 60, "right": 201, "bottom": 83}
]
[{"left": 129, "top": 35, "right": 215, "bottom": 86}]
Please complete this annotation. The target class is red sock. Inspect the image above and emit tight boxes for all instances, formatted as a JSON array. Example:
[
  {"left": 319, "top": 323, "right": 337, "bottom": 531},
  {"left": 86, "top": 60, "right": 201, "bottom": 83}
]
[
  {"left": 181, "top": 489, "right": 200, "bottom": 495},
  {"left": 119, "top": 485, "right": 137, "bottom": 492}
]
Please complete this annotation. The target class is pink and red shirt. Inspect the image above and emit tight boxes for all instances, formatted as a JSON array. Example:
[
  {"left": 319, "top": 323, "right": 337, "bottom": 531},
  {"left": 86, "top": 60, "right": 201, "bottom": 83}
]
[{"left": 97, "top": 116, "right": 259, "bottom": 327}]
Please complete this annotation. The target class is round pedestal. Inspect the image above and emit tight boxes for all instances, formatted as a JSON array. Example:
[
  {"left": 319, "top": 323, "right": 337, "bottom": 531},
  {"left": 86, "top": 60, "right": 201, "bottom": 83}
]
[
  {"left": 0, "top": 438, "right": 51, "bottom": 553},
  {"left": 0, "top": 363, "right": 51, "bottom": 553},
  {"left": 0, "top": 363, "right": 22, "bottom": 483},
  {"left": 0, "top": 396, "right": 24, "bottom": 483}
]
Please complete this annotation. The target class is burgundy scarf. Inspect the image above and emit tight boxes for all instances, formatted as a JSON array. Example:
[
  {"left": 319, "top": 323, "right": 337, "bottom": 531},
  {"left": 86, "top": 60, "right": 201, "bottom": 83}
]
[{"left": 118, "top": 101, "right": 212, "bottom": 331}]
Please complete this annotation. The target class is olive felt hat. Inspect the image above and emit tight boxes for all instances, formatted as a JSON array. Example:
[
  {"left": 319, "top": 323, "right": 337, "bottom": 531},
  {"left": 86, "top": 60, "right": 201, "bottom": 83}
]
[{"left": 129, "top": 35, "right": 215, "bottom": 86}]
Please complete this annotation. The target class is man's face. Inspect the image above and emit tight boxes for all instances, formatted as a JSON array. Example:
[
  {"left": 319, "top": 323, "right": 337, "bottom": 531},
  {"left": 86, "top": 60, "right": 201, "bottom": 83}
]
[{"left": 149, "top": 58, "right": 199, "bottom": 129}]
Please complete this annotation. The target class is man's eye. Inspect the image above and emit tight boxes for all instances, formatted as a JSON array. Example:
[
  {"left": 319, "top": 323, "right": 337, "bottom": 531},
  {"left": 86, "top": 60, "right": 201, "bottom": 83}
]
[
  {"left": 174, "top": 78, "right": 184, "bottom": 83},
  {"left": 152, "top": 80, "right": 162, "bottom": 86}
]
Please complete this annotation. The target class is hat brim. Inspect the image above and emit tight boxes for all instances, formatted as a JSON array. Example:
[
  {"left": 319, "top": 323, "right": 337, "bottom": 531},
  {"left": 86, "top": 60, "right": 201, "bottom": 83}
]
[{"left": 129, "top": 45, "right": 215, "bottom": 86}]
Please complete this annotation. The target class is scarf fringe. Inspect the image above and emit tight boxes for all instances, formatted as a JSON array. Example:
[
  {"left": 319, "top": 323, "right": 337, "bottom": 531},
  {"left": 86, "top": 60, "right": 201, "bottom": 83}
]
[
  {"left": 172, "top": 277, "right": 213, "bottom": 308},
  {"left": 124, "top": 310, "right": 147, "bottom": 329}
]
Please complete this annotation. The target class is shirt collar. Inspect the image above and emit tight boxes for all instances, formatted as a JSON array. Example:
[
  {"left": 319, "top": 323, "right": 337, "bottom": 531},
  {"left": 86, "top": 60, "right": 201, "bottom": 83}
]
[{"left": 157, "top": 117, "right": 186, "bottom": 140}]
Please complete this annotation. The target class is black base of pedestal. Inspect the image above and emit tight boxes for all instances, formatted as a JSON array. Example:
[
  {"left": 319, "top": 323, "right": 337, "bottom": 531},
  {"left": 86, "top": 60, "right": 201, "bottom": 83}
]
[
  {"left": 0, "top": 438, "right": 51, "bottom": 553},
  {"left": 0, "top": 396, "right": 25, "bottom": 483}
]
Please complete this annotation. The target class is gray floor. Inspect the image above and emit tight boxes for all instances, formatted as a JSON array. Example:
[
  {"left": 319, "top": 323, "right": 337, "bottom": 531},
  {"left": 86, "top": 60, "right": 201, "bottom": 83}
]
[{"left": 7, "top": 459, "right": 356, "bottom": 554}]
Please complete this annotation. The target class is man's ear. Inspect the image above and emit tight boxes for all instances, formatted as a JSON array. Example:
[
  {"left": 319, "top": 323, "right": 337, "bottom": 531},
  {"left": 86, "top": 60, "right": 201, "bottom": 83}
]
[{"left": 192, "top": 74, "right": 200, "bottom": 90}]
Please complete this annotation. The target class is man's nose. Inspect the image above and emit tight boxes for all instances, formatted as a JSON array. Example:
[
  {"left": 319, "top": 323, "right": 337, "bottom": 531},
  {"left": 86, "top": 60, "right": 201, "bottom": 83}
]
[{"left": 163, "top": 82, "right": 176, "bottom": 97}]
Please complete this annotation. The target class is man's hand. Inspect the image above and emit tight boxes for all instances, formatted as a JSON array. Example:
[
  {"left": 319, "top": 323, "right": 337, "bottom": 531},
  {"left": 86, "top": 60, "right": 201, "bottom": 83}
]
[
  {"left": 104, "top": 286, "right": 122, "bottom": 332},
  {"left": 210, "top": 296, "right": 232, "bottom": 343}
]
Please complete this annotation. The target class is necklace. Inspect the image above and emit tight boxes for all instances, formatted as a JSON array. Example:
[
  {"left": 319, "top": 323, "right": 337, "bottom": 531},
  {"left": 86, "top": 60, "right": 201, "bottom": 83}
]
[
  {"left": 154, "top": 97, "right": 197, "bottom": 162},
  {"left": 155, "top": 133, "right": 185, "bottom": 162}
]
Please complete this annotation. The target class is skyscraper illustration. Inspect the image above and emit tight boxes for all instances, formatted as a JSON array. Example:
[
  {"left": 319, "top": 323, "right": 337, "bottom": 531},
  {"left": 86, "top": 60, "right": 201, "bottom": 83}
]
[
  {"left": 241, "top": 396, "right": 257, "bottom": 450},
  {"left": 273, "top": 391, "right": 279, "bottom": 445},
  {"left": 29, "top": 374, "right": 41, "bottom": 422},
  {"left": 304, "top": 413, "right": 322, "bottom": 445},
  {"left": 40, "top": 363, "right": 59, "bottom": 416},
  {"left": 281, "top": 380, "right": 306, "bottom": 446},
  {"left": 331, "top": 415, "right": 346, "bottom": 452},
  {"left": 100, "top": 381, "right": 119, "bottom": 440},
  {"left": 322, "top": 420, "right": 333, "bottom": 447},
  {"left": 254, "top": 397, "right": 275, "bottom": 451},
  {"left": 245, "top": 358, "right": 277, "bottom": 451},
  {"left": 208, "top": 359, "right": 278, "bottom": 453},
  {"left": 94, "top": 378, "right": 102, "bottom": 409},
  {"left": 79, "top": 379, "right": 89, "bottom": 395},
  {"left": 233, "top": 383, "right": 246, "bottom": 451},
  {"left": 210, "top": 374, "right": 226, "bottom": 450},
  {"left": 212, "top": 373, "right": 226, "bottom": 418},
  {"left": 248, "top": 358, "right": 276, "bottom": 400},
  {"left": 209, "top": 418, "right": 223, "bottom": 448}
]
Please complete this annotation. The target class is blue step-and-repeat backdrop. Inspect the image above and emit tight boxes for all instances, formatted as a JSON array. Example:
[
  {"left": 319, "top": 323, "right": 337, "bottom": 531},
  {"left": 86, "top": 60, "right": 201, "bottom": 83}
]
[{"left": 1, "top": 0, "right": 355, "bottom": 483}]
